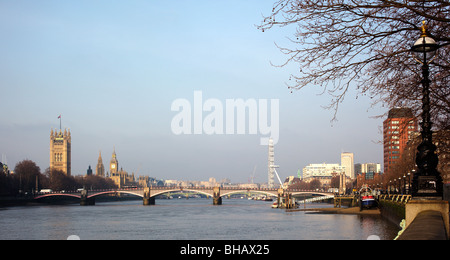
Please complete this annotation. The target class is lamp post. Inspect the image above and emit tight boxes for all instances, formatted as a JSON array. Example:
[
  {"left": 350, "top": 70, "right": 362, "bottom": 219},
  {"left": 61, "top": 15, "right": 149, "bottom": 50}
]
[
  {"left": 410, "top": 21, "right": 443, "bottom": 199},
  {"left": 394, "top": 179, "right": 397, "bottom": 194},
  {"left": 407, "top": 172, "right": 411, "bottom": 194},
  {"left": 403, "top": 175, "right": 406, "bottom": 195}
]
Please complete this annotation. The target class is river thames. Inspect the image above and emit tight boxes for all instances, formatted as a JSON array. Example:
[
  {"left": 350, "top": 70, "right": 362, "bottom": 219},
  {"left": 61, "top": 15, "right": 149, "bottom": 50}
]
[{"left": 0, "top": 199, "right": 400, "bottom": 240}]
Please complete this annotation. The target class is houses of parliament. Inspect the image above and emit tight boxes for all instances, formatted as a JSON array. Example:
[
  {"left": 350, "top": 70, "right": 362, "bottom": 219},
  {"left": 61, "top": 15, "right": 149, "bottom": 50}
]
[
  {"left": 50, "top": 128, "right": 137, "bottom": 188},
  {"left": 50, "top": 128, "right": 71, "bottom": 176},
  {"left": 95, "top": 148, "right": 137, "bottom": 188}
]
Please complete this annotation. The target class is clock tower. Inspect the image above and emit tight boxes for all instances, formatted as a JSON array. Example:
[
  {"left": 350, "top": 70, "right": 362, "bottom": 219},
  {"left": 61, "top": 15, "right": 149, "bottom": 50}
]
[{"left": 110, "top": 148, "right": 119, "bottom": 175}]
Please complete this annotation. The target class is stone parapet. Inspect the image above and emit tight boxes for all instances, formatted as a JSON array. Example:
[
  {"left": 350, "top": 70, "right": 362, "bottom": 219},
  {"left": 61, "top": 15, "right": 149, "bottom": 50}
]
[{"left": 403, "top": 199, "right": 449, "bottom": 239}]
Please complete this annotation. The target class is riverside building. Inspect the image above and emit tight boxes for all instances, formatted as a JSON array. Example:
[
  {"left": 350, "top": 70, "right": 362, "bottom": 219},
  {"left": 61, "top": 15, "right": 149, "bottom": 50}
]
[{"left": 383, "top": 108, "right": 418, "bottom": 174}]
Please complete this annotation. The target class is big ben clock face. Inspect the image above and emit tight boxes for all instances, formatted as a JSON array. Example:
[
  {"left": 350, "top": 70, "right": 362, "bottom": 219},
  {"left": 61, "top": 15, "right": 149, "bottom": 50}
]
[{"left": 111, "top": 164, "right": 116, "bottom": 169}]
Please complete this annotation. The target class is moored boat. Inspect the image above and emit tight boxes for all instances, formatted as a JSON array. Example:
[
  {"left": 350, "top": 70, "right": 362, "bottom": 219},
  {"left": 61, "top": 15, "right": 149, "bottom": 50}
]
[{"left": 359, "top": 186, "right": 377, "bottom": 210}]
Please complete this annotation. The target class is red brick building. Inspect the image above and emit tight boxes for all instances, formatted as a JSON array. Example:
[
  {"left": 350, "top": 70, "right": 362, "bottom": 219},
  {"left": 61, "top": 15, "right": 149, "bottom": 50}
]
[{"left": 383, "top": 108, "right": 418, "bottom": 174}]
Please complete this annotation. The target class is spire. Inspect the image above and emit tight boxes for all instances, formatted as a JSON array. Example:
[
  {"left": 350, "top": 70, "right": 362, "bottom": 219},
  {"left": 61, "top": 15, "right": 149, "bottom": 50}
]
[{"left": 96, "top": 150, "right": 105, "bottom": 177}]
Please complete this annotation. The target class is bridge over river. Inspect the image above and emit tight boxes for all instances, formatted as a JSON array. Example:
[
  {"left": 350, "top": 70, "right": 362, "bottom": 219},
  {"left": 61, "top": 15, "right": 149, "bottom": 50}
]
[{"left": 34, "top": 186, "right": 333, "bottom": 206}]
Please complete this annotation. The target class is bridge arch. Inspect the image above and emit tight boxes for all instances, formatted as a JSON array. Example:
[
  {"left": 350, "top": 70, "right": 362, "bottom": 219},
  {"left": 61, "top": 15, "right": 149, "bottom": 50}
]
[
  {"left": 34, "top": 193, "right": 81, "bottom": 200},
  {"left": 220, "top": 190, "right": 277, "bottom": 198},
  {"left": 150, "top": 188, "right": 213, "bottom": 198},
  {"left": 34, "top": 188, "right": 334, "bottom": 205},
  {"left": 86, "top": 190, "right": 144, "bottom": 199}
]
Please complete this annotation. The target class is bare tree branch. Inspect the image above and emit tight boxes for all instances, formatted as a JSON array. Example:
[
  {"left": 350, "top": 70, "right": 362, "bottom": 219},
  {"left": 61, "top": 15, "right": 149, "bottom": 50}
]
[{"left": 258, "top": 0, "right": 449, "bottom": 128}]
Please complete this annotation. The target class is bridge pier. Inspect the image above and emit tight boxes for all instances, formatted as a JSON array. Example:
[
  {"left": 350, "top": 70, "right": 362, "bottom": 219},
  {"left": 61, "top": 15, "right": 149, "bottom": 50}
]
[
  {"left": 143, "top": 197, "right": 155, "bottom": 206},
  {"left": 276, "top": 189, "right": 296, "bottom": 209},
  {"left": 277, "top": 189, "right": 283, "bottom": 208},
  {"left": 143, "top": 187, "right": 156, "bottom": 206},
  {"left": 213, "top": 187, "right": 222, "bottom": 205},
  {"left": 285, "top": 192, "right": 295, "bottom": 209},
  {"left": 34, "top": 188, "right": 333, "bottom": 208},
  {"left": 80, "top": 197, "right": 95, "bottom": 206},
  {"left": 80, "top": 190, "right": 95, "bottom": 206}
]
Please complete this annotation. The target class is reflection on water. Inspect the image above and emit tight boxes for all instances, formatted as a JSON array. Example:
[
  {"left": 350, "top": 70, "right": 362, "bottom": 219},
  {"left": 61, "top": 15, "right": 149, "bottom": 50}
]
[{"left": 0, "top": 199, "right": 400, "bottom": 240}]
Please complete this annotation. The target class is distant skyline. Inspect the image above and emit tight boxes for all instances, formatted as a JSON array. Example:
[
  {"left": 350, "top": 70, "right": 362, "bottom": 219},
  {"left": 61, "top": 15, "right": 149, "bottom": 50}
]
[{"left": 0, "top": 1, "right": 387, "bottom": 183}]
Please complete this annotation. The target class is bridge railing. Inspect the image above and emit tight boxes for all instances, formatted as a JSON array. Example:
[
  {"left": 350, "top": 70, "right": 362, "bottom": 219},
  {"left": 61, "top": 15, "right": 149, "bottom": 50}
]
[
  {"left": 35, "top": 190, "right": 82, "bottom": 196},
  {"left": 34, "top": 186, "right": 333, "bottom": 197},
  {"left": 379, "top": 194, "right": 412, "bottom": 204},
  {"left": 151, "top": 186, "right": 280, "bottom": 191}
]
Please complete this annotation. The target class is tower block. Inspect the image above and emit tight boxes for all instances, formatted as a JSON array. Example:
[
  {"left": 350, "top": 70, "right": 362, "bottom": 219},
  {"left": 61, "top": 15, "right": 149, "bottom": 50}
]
[{"left": 50, "top": 128, "right": 71, "bottom": 176}]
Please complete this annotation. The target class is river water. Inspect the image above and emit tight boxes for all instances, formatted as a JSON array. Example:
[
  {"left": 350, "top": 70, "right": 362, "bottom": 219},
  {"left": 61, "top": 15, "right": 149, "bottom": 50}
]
[{"left": 0, "top": 199, "right": 400, "bottom": 240}]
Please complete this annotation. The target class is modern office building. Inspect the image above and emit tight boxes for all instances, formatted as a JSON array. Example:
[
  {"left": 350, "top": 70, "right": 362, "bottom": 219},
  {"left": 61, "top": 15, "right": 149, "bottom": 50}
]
[
  {"left": 302, "top": 163, "right": 344, "bottom": 179},
  {"left": 302, "top": 163, "right": 344, "bottom": 188},
  {"left": 383, "top": 108, "right": 418, "bottom": 174},
  {"left": 361, "top": 163, "right": 382, "bottom": 180},
  {"left": 341, "top": 152, "right": 355, "bottom": 179}
]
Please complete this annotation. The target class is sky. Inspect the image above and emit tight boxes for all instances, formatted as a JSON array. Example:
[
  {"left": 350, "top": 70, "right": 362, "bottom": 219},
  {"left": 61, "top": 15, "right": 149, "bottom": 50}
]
[{"left": 0, "top": 0, "right": 387, "bottom": 183}]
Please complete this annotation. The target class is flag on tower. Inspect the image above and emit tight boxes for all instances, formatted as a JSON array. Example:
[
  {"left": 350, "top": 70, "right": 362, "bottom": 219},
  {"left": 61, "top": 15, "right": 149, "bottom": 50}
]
[{"left": 58, "top": 115, "right": 62, "bottom": 130}]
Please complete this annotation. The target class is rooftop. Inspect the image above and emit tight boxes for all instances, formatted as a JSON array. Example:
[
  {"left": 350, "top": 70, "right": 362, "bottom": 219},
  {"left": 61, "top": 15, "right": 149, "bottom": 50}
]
[{"left": 388, "top": 107, "right": 415, "bottom": 119}]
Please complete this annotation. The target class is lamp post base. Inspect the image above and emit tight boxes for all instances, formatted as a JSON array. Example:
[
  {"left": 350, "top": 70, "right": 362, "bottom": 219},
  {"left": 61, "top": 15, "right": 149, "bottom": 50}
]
[{"left": 412, "top": 174, "right": 443, "bottom": 200}]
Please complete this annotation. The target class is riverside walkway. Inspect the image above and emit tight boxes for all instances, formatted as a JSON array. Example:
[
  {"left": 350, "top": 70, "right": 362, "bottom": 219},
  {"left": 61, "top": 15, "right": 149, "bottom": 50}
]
[
  {"left": 290, "top": 194, "right": 449, "bottom": 240},
  {"left": 287, "top": 207, "right": 381, "bottom": 215}
]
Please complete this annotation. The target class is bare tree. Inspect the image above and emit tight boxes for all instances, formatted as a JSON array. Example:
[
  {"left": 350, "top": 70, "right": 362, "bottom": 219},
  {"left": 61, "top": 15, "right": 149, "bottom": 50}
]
[
  {"left": 258, "top": 0, "right": 449, "bottom": 128},
  {"left": 44, "top": 168, "right": 78, "bottom": 192},
  {"left": 386, "top": 130, "right": 449, "bottom": 182},
  {"left": 14, "top": 160, "right": 41, "bottom": 193}
]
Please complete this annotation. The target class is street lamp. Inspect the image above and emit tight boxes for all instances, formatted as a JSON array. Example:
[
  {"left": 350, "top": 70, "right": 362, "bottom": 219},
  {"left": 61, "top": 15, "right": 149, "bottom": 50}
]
[
  {"left": 407, "top": 172, "right": 411, "bottom": 195},
  {"left": 403, "top": 174, "right": 408, "bottom": 194},
  {"left": 410, "top": 21, "right": 443, "bottom": 199}
]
